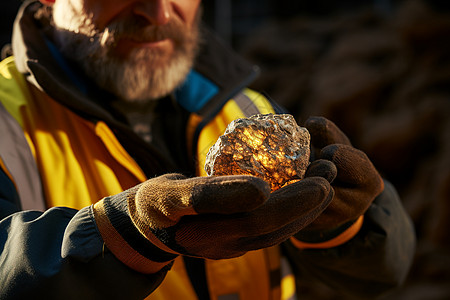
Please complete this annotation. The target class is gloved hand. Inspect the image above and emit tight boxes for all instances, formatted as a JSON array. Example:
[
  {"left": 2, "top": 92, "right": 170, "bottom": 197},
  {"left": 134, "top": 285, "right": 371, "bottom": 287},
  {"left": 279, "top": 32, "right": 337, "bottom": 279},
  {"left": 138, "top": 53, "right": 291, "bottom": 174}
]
[
  {"left": 93, "top": 173, "right": 334, "bottom": 273},
  {"left": 294, "top": 116, "right": 384, "bottom": 242}
]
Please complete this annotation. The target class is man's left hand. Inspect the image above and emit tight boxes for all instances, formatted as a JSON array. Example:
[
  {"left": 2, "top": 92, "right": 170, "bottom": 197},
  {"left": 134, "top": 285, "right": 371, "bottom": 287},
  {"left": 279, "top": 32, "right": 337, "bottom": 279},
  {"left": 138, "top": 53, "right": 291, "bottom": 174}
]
[{"left": 296, "top": 116, "right": 384, "bottom": 238}]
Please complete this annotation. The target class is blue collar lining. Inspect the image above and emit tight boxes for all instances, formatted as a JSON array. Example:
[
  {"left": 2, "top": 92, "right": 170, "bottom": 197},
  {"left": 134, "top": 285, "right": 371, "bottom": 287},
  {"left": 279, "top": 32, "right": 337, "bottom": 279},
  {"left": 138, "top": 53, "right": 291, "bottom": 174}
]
[{"left": 175, "top": 70, "right": 219, "bottom": 113}]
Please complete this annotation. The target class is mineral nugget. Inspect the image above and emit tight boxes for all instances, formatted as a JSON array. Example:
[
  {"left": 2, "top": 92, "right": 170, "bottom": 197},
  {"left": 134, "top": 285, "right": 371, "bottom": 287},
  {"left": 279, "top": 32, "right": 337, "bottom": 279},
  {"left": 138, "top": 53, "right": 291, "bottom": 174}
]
[{"left": 205, "top": 114, "right": 310, "bottom": 191}]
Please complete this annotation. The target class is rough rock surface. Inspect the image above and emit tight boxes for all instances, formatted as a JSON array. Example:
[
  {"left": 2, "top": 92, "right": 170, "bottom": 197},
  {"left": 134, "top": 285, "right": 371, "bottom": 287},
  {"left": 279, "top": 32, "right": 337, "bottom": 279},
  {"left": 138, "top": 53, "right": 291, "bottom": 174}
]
[{"left": 205, "top": 114, "right": 310, "bottom": 191}]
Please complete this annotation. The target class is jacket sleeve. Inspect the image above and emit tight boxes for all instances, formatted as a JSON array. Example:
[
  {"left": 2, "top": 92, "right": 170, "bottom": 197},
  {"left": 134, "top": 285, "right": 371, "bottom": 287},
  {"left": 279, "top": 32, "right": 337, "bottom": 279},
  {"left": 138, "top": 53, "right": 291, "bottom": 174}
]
[
  {"left": 0, "top": 168, "right": 167, "bottom": 299},
  {"left": 282, "top": 180, "right": 416, "bottom": 299}
]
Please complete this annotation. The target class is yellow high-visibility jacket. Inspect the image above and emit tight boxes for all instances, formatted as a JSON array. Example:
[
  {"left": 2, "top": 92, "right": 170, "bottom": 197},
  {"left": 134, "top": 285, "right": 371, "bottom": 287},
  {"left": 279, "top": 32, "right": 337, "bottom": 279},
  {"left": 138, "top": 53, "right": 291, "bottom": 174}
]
[{"left": 0, "top": 1, "right": 416, "bottom": 299}]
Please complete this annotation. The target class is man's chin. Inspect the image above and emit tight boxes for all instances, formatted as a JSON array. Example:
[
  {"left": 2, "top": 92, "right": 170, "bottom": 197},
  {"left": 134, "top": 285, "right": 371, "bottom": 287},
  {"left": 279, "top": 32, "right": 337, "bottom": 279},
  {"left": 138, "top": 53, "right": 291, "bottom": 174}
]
[{"left": 103, "top": 58, "right": 191, "bottom": 103}]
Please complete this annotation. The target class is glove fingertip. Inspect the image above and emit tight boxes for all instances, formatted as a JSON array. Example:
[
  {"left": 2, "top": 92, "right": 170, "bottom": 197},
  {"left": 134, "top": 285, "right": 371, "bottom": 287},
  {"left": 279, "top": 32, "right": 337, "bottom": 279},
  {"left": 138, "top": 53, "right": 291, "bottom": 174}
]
[
  {"left": 161, "top": 173, "right": 188, "bottom": 180},
  {"left": 192, "top": 175, "right": 270, "bottom": 214},
  {"left": 305, "top": 117, "right": 352, "bottom": 147},
  {"left": 305, "top": 160, "right": 337, "bottom": 183},
  {"left": 305, "top": 116, "right": 327, "bottom": 127},
  {"left": 319, "top": 144, "right": 339, "bottom": 160}
]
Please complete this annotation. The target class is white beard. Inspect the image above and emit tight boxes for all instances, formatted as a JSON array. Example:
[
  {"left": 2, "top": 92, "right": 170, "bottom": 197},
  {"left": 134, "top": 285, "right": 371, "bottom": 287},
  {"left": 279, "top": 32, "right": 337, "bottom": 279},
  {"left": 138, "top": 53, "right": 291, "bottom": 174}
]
[{"left": 51, "top": 1, "right": 200, "bottom": 102}]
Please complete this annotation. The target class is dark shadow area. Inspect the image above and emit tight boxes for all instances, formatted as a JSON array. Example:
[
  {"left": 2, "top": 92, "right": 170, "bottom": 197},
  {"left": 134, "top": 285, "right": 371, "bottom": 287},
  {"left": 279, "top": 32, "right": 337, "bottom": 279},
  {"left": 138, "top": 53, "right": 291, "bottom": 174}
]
[
  {"left": 0, "top": 0, "right": 21, "bottom": 55},
  {"left": 236, "top": 0, "right": 450, "bottom": 299}
]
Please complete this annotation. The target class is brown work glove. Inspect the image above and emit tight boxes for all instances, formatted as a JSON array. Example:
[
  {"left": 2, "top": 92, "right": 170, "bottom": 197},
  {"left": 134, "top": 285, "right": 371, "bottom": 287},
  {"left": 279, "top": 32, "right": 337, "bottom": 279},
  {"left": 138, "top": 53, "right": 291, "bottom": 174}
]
[
  {"left": 93, "top": 173, "right": 334, "bottom": 274},
  {"left": 294, "top": 117, "right": 384, "bottom": 243}
]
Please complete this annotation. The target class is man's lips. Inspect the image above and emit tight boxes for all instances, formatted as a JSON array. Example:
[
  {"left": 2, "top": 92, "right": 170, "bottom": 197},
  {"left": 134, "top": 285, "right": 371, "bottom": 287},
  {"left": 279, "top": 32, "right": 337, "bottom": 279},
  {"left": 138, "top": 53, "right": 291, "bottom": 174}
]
[
  {"left": 115, "top": 37, "right": 174, "bottom": 58},
  {"left": 122, "top": 37, "right": 172, "bottom": 48}
]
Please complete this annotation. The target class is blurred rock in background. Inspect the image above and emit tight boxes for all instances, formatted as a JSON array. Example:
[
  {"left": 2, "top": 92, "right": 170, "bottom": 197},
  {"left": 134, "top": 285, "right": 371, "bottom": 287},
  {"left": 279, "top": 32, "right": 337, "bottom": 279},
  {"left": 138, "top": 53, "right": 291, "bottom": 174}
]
[{"left": 238, "top": 0, "right": 450, "bottom": 299}]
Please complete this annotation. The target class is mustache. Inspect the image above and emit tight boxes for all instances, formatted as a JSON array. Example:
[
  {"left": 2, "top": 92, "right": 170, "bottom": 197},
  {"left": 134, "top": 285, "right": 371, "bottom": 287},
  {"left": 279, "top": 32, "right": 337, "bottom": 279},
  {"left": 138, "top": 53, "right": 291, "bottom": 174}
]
[{"left": 98, "top": 16, "right": 191, "bottom": 47}]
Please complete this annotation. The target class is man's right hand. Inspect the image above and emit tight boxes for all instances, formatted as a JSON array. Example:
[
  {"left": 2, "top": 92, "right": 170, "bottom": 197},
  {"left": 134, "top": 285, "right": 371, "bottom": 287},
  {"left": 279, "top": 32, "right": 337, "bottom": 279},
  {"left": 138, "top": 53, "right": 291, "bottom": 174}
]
[{"left": 92, "top": 173, "right": 333, "bottom": 273}]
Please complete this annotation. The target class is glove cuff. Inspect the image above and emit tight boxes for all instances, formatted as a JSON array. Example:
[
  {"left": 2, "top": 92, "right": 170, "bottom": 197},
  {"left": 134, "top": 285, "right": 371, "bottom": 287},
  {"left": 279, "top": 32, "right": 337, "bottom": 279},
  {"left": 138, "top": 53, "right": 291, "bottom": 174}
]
[
  {"left": 290, "top": 215, "right": 364, "bottom": 249},
  {"left": 92, "top": 193, "right": 178, "bottom": 274}
]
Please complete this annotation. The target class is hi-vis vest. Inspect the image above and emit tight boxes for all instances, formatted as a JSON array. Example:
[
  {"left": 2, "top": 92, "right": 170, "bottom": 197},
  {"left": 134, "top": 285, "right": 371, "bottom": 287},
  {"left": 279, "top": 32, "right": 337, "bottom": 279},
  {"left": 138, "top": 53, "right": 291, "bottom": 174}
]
[{"left": 0, "top": 56, "right": 296, "bottom": 300}]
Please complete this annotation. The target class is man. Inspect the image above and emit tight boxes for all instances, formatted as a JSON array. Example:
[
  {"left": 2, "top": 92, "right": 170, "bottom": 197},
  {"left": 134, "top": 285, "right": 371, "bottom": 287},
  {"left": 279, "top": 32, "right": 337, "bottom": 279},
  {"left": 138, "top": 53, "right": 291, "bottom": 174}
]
[{"left": 0, "top": 0, "right": 415, "bottom": 299}]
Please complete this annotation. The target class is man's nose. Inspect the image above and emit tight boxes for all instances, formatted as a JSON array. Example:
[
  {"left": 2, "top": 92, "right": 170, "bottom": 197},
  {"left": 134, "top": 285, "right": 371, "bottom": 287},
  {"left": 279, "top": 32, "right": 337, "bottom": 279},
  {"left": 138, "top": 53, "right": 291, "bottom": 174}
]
[{"left": 133, "top": 0, "right": 171, "bottom": 25}]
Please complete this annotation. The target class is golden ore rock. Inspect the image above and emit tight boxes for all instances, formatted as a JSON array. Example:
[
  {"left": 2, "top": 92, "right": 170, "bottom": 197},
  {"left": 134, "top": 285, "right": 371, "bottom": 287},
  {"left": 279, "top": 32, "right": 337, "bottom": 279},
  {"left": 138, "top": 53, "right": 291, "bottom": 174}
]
[{"left": 205, "top": 114, "right": 310, "bottom": 191}]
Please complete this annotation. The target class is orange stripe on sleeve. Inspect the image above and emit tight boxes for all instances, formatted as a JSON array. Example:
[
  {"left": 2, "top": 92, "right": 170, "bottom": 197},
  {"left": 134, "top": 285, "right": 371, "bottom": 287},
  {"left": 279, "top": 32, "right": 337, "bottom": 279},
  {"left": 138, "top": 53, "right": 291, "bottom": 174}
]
[
  {"left": 92, "top": 200, "right": 174, "bottom": 274},
  {"left": 290, "top": 215, "right": 364, "bottom": 249}
]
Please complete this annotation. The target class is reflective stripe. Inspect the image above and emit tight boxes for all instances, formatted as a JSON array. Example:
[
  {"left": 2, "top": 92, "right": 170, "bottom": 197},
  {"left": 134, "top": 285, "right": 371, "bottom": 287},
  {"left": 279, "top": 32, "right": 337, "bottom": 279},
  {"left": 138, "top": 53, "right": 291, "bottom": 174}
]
[
  {"left": 233, "top": 92, "right": 260, "bottom": 117},
  {"left": 234, "top": 89, "right": 275, "bottom": 117},
  {"left": 0, "top": 56, "right": 46, "bottom": 211},
  {"left": 0, "top": 93, "right": 45, "bottom": 211}
]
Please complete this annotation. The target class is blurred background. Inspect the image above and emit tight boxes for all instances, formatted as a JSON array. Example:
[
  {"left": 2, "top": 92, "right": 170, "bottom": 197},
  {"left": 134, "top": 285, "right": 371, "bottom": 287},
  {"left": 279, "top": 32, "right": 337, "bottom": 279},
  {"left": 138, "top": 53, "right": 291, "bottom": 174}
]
[
  {"left": 0, "top": 0, "right": 20, "bottom": 57},
  {"left": 2, "top": 0, "right": 450, "bottom": 299}
]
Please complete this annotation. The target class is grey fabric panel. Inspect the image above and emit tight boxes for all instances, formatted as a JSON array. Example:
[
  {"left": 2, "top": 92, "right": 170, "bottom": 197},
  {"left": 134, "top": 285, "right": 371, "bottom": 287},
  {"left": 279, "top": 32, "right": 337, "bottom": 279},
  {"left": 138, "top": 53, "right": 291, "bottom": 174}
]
[
  {"left": 217, "top": 293, "right": 240, "bottom": 300},
  {"left": 233, "top": 92, "right": 261, "bottom": 117},
  {"left": 0, "top": 101, "right": 45, "bottom": 211}
]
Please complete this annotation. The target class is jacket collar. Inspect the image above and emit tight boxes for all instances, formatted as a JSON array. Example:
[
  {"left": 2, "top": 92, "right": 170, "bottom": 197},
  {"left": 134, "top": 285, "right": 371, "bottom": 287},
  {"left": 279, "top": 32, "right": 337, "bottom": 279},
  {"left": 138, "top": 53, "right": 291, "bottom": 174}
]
[{"left": 12, "top": 0, "right": 259, "bottom": 123}]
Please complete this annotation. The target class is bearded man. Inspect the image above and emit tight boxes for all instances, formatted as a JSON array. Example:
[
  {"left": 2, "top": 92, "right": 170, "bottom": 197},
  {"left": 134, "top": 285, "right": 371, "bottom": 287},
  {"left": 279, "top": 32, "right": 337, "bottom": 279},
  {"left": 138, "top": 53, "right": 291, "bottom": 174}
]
[{"left": 0, "top": 0, "right": 415, "bottom": 299}]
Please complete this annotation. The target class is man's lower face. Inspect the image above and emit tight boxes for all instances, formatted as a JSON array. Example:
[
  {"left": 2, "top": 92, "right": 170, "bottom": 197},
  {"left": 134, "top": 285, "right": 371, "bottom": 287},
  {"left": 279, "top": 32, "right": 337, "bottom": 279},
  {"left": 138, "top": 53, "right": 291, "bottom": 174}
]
[{"left": 52, "top": 3, "right": 200, "bottom": 102}]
